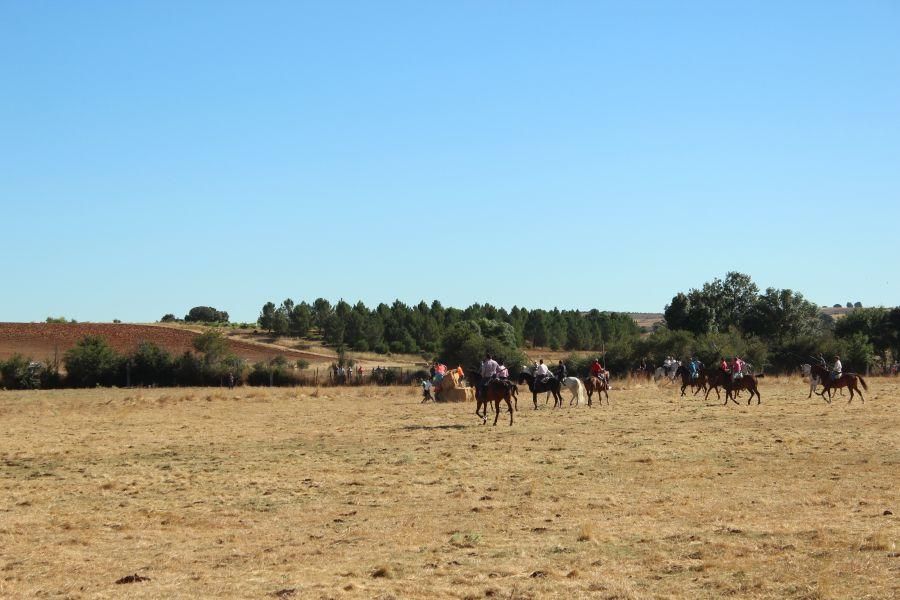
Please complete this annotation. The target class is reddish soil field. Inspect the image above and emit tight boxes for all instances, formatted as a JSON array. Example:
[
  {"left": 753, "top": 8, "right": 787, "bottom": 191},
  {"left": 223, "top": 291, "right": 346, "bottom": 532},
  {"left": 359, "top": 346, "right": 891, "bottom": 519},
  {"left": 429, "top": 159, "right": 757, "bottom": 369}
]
[{"left": 0, "top": 323, "right": 325, "bottom": 364}]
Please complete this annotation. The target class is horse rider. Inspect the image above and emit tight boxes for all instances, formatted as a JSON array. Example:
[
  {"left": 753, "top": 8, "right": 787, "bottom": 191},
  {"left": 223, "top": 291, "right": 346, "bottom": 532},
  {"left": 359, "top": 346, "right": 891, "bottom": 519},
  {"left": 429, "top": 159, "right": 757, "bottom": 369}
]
[
  {"left": 688, "top": 357, "right": 700, "bottom": 381},
  {"left": 719, "top": 356, "right": 729, "bottom": 373},
  {"left": 590, "top": 358, "right": 609, "bottom": 385},
  {"left": 535, "top": 359, "right": 551, "bottom": 383},
  {"left": 731, "top": 356, "right": 744, "bottom": 381},
  {"left": 479, "top": 353, "right": 499, "bottom": 397},
  {"left": 496, "top": 358, "right": 509, "bottom": 380},
  {"left": 831, "top": 354, "right": 842, "bottom": 381},
  {"left": 555, "top": 360, "right": 567, "bottom": 381}
]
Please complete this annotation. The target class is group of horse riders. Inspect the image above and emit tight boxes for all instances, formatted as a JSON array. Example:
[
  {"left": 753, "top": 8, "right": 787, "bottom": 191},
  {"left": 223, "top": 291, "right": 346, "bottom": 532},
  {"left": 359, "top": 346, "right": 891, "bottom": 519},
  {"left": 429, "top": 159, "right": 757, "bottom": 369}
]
[
  {"left": 679, "top": 355, "right": 747, "bottom": 382},
  {"left": 475, "top": 355, "right": 610, "bottom": 399}
]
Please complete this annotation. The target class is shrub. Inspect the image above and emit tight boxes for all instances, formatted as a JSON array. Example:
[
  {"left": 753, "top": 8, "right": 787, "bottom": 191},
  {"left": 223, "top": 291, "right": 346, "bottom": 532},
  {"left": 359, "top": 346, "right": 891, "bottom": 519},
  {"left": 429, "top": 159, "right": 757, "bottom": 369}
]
[{"left": 64, "top": 336, "right": 123, "bottom": 387}]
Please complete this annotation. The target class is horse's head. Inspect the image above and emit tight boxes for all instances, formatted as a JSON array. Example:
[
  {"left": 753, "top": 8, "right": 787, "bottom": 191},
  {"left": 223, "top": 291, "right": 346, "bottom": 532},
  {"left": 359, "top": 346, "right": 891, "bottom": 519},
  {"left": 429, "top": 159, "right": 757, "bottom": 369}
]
[{"left": 517, "top": 371, "right": 530, "bottom": 384}]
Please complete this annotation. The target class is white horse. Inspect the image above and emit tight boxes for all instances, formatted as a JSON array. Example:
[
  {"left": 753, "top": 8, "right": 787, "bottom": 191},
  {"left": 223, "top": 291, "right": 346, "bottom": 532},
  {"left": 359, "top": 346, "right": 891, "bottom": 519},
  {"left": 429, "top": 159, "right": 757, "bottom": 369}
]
[
  {"left": 801, "top": 363, "right": 842, "bottom": 399},
  {"left": 800, "top": 364, "right": 819, "bottom": 398},
  {"left": 654, "top": 361, "right": 680, "bottom": 383},
  {"left": 561, "top": 376, "right": 588, "bottom": 406}
]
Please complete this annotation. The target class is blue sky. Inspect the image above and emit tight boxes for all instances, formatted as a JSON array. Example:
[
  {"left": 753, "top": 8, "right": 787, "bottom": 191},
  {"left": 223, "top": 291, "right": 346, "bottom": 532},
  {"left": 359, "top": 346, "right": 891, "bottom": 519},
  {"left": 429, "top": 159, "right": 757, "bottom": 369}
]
[{"left": 2, "top": 1, "right": 898, "bottom": 322}]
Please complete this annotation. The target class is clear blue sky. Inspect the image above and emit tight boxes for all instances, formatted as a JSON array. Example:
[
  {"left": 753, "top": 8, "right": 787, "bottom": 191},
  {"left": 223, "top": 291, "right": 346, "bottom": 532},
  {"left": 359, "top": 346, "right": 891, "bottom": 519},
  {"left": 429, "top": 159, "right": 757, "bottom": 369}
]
[{"left": 2, "top": 1, "right": 898, "bottom": 322}]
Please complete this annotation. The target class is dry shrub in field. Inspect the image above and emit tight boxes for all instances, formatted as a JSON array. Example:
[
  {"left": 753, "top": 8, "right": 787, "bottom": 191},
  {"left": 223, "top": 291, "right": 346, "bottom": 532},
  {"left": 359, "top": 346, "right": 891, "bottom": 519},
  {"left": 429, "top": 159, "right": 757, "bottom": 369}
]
[
  {"left": 370, "top": 564, "right": 393, "bottom": 579},
  {"left": 577, "top": 523, "right": 596, "bottom": 542}
]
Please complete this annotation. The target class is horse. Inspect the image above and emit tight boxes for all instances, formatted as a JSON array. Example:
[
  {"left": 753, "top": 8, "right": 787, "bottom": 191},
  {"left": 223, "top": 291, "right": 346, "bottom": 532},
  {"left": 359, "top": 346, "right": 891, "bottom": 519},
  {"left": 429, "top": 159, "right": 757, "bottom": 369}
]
[
  {"left": 468, "top": 370, "right": 519, "bottom": 415},
  {"left": 517, "top": 372, "right": 563, "bottom": 409},
  {"left": 583, "top": 376, "right": 609, "bottom": 406},
  {"left": 631, "top": 362, "right": 654, "bottom": 381},
  {"left": 800, "top": 363, "right": 843, "bottom": 399},
  {"left": 809, "top": 363, "right": 867, "bottom": 404},
  {"left": 703, "top": 369, "right": 729, "bottom": 401},
  {"left": 654, "top": 362, "right": 680, "bottom": 383},
  {"left": 674, "top": 365, "right": 704, "bottom": 397},
  {"left": 723, "top": 372, "right": 761, "bottom": 405},
  {"left": 560, "top": 376, "right": 588, "bottom": 406}
]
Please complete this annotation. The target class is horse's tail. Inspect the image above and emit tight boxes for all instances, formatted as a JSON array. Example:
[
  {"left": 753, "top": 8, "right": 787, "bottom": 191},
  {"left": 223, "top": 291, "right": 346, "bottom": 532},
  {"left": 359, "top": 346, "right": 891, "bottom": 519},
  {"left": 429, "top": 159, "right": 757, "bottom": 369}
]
[{"left": 857, "top": 375, "right": 868, "bottom": 390}]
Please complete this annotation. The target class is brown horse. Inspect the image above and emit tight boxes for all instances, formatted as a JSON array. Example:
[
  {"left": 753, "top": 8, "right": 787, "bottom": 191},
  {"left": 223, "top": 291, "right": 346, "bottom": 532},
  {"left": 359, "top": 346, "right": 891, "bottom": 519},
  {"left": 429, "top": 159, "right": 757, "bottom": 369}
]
[
  {"left": 467, "top": 371, "right": 516, "bottom": 425},
  {"left": 674, "top": 365, "right": 704, "bottom": 397},
  {"left": 703, "top": 369, "right": 729, "bottom": 401},
  {"left": 724, "top": 373, "right": 761, "bottom": 405},
  {"left": 583, "top": 376, "right": 609, "bottom": 406},
  {"left": 810, "top": 364, "right": 867, "bottom": 403}
]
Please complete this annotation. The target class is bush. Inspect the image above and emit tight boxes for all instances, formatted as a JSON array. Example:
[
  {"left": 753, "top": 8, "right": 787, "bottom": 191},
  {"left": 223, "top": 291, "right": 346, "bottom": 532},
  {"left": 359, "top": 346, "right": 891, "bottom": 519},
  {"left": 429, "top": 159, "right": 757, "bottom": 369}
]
[
  {"left": 0, "top": 354, "right": 41, "bottom": 389},
  {"left": 130, "top": 342, "right": 174, "bottom": 386},
  {"left": 160, "top": 314, "right": 178, "bottom": 323},
  {"left": 64, "top": 336, "right": 123, "bottom": 387}
]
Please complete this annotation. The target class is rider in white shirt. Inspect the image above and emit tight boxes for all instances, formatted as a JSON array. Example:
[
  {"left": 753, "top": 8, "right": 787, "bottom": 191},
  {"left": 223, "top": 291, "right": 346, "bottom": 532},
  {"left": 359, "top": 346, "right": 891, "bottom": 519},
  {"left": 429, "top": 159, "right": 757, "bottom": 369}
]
[{"left": 831, "top": 355, "right": 842, "bottom": 380}]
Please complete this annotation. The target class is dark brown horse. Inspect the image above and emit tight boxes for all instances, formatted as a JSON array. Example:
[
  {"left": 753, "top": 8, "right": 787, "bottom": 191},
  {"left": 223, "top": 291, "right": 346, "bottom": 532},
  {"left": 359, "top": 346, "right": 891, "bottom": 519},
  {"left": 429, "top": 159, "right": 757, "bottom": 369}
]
[
  {"left": 583, "top": 376, "right": 609, "bottom": 406},
  {"left": 467, "top": 372, "right": 516, "bottom": 425},
  {"left": 810, "top": 363, "right": 867, "bottom": 403},
  {"left": 703, "top": 369, "right": 730, "bottom": 401},
  {"left": 674, "top": 365, "right": 704, "bottom": 397},
  {"left": 724, "top": 373, "right": 761, "bottom": 405},
  {"left": 518, "top": 372, "right": 562, "bottom": 409}
]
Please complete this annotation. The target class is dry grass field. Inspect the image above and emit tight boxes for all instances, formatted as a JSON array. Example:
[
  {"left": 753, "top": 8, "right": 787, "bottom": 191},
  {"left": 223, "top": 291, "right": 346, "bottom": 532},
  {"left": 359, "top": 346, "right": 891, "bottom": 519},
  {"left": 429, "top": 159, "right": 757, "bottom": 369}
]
[{"left": 1, "top": 378, "right": 897, "bottom": 599}]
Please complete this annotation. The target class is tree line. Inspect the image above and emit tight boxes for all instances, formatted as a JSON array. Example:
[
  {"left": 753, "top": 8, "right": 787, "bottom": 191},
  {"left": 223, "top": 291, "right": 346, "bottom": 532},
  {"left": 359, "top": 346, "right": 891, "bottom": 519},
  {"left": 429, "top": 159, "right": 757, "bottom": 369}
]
[{"left": 3, "top": 273, "right": 899, "bottom": 389}]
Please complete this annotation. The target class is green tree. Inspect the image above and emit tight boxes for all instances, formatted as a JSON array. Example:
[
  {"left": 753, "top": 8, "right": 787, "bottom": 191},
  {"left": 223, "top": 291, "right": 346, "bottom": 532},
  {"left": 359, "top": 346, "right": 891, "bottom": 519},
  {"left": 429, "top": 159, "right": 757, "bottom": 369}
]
[
  {"left": 184, "top": 306, "right": 229, "bottom": 323},
  {"left": 130, "top": 342, "right": 174, "bottom": 386},
  {"left": 64, "top": 336, "right": 122, "bottom": 387}
]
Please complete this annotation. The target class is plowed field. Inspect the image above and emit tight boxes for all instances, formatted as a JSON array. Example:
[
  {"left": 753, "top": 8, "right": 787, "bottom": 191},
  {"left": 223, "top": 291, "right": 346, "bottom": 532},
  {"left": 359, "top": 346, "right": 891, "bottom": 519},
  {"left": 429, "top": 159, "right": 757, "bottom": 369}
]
[{"left": 0, "top": 323, "right": 327, "bottom": 365}]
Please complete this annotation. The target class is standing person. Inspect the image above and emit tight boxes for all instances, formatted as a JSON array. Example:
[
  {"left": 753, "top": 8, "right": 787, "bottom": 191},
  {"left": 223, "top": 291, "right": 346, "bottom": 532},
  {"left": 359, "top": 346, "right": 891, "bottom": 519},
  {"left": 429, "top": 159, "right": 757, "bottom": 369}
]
[
  {"left": 555, "top": 360, "right": 567, "bottom": 381},
  {"left": 421, "top": 379, "right": 434, "bottom": 403},
  {"left": 227, "top": 371, "right": 235, "bottom": 389}
]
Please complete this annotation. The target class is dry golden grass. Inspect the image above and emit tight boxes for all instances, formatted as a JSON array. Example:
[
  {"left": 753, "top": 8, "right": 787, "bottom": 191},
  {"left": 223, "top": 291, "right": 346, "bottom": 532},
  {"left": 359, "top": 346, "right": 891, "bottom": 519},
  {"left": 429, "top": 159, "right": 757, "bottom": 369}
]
[{"left": 1, "top": 377, "right": 898, "bottom": 599}]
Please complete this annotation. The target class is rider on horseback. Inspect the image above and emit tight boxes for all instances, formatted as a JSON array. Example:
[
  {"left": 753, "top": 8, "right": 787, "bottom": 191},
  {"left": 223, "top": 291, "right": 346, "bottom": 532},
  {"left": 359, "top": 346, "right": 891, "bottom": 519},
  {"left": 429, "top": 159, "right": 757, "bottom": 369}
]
[
  {"left": 535, "top": 359, "right": 551, "bottom": 384},
  {"left": 831, "top": 355, "right": 842, "bottom": 381},
  {"left": 479, "top": 353, "right": 499, "bottom": 398},
  {"left": 555, "top": 360, "right": 567, "bottom": 381},
  {"left": 688, "top": 356, "right": 700, "bottom": 381},
  {"left": 731, "top": 356, "right": 744, "bottom": 381},
  {"left": 590, "top": 358, "right": 609, "bottom": 385},
  {"left": 496, "top": 358, "right": 509, "bottom": 380}
]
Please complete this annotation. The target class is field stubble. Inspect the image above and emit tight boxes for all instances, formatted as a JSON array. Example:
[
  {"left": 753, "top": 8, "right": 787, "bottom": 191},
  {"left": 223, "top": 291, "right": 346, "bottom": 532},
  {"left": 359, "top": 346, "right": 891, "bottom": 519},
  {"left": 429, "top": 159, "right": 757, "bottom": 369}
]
[{"left": 0, "top": 378, "right": 897, "bottom": 599}]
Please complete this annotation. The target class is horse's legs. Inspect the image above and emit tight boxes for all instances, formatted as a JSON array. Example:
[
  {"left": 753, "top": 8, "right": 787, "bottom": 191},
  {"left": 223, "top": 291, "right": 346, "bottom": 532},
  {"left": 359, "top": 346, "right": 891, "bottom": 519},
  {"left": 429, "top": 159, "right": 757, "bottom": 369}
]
[
  {"left": 603, "top": 388, "right": 609, "bottom": 405},
  {"left": 492, "top": 398, "right": 501, "bottom": 426},
  {"left": 505, "top": 395, "right": 514, "bottom": 426},
  {"left": 532, "top": 393, "right": 538, "bottom": 410}
]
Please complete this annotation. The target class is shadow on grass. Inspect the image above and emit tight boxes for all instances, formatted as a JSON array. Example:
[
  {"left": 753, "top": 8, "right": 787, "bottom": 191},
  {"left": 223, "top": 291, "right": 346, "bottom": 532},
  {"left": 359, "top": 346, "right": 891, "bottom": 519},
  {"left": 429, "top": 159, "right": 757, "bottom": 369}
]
[{"left": 400, "top": 424, "right": 468, "bottom": 431}]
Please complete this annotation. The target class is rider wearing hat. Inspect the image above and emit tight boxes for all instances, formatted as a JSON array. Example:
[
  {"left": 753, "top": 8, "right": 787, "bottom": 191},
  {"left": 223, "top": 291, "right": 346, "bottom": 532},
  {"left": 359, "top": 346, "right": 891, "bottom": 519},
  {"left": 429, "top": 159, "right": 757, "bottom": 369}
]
[{"left": 831, "top": 355, "right": 842, "bottom": 381}]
